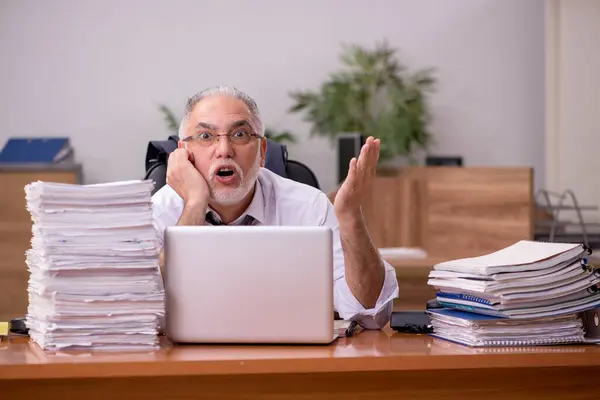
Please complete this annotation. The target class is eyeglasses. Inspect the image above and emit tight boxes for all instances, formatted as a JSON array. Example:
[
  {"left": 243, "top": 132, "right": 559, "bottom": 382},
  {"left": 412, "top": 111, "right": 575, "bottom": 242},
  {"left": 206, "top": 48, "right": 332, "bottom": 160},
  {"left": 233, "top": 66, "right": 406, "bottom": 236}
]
[{"left": 181, "top": 130, "right": 263, "bottom": 147}]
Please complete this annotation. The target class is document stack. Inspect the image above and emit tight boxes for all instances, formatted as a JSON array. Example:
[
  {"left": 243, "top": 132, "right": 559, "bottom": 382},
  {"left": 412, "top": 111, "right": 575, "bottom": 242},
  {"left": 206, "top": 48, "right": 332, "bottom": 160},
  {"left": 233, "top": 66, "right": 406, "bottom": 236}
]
[
  {"left": 427, "top": 240, "right": 600, "bottom": 347},
  {"left": 24, "top": 180, "right": 165, "bottom": 351}
]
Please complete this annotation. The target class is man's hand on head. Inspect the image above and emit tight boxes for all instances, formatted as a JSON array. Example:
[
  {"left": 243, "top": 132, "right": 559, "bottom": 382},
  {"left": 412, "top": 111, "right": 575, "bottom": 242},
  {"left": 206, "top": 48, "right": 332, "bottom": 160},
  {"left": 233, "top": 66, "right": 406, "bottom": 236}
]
[
  {"left": 166, "top": 148, "right": 210, "bottom": 210},
  {"left": 160, "top": 148, "right": 210, "bottom": 277}
]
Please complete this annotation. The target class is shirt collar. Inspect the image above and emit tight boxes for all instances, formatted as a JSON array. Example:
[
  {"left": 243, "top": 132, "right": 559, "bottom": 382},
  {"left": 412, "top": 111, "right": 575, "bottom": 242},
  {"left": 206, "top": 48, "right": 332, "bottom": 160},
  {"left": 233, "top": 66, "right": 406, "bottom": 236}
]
[
  {"left": 241, "top": 179, "right": 265, "bottom": 224},
  {"left": 206, "top": 179, "right": 265, "bottom": 225}
]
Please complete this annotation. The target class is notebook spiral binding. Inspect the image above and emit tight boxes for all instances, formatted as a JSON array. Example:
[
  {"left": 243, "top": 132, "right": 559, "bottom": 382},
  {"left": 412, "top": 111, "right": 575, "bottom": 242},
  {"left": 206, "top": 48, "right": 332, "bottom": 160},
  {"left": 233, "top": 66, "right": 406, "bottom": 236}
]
[
  {"left": 580, "top": 258, "right": 600, "bottom": 273},
  {"left": 579, "top": 257, "right": 600, "bottom": 294},
  {"left": 473, "top": 346, "right": 586, "bottom": 353},
  {"left": 436, "top": 292, "right": 492, "bottom": 306},
  {"left": 478, "top": 335, "right": 585, "bottom": 347}
]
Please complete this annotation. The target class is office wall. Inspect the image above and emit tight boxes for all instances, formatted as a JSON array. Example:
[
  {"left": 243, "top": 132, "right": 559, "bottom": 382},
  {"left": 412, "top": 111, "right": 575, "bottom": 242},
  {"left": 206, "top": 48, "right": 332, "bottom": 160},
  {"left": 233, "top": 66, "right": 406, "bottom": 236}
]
[
  {"left": 546, "top": 0, "right": 600, "bottom": 216},
  {"left": 0, "top": 0, "right": 545, "bottom": 193}
]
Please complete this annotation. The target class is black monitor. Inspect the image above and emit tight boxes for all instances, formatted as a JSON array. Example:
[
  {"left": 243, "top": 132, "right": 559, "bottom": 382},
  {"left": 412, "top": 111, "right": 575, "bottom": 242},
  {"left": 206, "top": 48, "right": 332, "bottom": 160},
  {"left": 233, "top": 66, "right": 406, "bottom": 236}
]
[
  {"left": 337, "top": 134, "right": 366, "bottom": 183},
  {"left": 426, "top": 156, "right": 463, "bottom": 167}
]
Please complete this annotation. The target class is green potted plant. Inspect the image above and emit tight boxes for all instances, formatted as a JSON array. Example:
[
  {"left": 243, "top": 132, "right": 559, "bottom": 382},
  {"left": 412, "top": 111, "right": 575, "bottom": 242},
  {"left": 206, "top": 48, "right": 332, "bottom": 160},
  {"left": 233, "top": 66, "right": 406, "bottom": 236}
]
[{"left": 288, "top": 41, "right": 436, "bottom": 171}]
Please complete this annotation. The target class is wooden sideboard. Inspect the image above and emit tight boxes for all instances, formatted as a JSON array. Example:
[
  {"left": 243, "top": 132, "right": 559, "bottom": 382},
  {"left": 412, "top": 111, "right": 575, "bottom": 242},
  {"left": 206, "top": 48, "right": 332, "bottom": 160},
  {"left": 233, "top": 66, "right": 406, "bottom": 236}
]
[
  {"left": 331, "top": 166, "right": 534, "bottom": 260},
  {"left": 0, "top": 165, "right": 82, "bottom": 321}
]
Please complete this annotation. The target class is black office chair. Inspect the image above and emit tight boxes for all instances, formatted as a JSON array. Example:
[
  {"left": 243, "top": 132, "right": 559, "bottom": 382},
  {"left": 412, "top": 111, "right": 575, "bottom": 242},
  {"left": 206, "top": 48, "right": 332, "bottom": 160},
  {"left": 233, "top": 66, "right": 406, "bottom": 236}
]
[
  {"left": 144, "top": 135, "right": 320, "bottom": 195},
  {"left": 285, "top": 160, "right": 320, "bottom": 189}
]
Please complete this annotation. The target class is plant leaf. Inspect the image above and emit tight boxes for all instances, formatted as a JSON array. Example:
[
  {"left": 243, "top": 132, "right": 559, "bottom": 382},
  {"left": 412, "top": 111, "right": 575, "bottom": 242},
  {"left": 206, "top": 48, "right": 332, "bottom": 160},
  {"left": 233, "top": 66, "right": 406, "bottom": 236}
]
[
  {"left": 159, "top": 105, "right": 180, "bottom": 133},
  {"left": 287, "top": 41, "right": 436, "bottom": 162}
]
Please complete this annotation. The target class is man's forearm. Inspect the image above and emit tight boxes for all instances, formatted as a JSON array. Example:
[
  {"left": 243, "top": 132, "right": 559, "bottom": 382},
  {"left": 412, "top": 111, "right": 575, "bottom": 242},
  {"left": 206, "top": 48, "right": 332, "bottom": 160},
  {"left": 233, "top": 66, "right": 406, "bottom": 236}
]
[
  {"left": 159, "top": 201, "right": 207, "bottom": 275},
  {"left": 337, "top": 211, "right": 385, "bottom": 309},
  {"left": 178, "top": 201, "right": 208, "bottom": 226}
]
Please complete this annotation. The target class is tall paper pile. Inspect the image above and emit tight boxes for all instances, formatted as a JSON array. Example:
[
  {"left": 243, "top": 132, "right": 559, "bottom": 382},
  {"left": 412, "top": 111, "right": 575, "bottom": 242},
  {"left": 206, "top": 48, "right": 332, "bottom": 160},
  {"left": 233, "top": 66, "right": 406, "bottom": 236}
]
[{"left": 24, "top": 180, "right": 165, "bottom": 351}]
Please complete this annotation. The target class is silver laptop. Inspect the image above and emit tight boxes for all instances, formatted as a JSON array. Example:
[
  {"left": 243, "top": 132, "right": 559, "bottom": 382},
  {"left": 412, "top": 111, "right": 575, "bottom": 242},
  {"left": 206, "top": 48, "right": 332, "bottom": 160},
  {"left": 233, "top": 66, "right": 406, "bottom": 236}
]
[{"left": 163, "top": 225, "right": 335, "bottom": 344}]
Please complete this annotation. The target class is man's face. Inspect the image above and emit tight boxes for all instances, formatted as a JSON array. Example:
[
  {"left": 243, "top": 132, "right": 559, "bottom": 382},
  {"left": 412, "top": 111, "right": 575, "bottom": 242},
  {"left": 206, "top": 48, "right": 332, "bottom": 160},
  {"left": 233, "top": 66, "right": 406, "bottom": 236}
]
[{"left": 179, "top": 95, "right": 267, "bottom": 205}]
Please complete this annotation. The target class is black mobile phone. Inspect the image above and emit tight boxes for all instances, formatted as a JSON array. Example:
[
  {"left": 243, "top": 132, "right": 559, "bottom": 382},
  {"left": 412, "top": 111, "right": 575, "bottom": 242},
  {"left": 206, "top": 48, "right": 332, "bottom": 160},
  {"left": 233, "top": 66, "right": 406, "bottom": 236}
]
[{"left": 390, "top": 311, "right": 432, "bottom": 334}]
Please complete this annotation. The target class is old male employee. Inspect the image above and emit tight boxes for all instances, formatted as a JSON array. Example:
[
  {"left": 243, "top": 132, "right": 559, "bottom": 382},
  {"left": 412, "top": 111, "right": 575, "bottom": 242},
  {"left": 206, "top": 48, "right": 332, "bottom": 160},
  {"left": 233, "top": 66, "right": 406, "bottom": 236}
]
[{"left": 151, "top": 86, "right": 399, "bottom": 329}]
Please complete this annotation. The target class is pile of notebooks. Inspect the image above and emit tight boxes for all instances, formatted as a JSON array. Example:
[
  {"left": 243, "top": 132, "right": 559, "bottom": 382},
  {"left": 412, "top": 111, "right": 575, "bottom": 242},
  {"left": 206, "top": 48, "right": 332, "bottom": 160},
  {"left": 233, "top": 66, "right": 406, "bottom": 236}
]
[
  {"left": 24, "top": 180, "right": 165, "bottom": 351},
  {"left": 427, "top": 240, "right": 600, "bottom": 347}
]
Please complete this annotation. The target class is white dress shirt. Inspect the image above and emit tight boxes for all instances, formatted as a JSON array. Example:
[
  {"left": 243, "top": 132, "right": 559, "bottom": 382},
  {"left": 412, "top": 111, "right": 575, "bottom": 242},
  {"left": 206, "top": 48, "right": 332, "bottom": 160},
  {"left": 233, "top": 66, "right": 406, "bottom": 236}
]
[{"left": 151, "top": 168, "right": 399, "bottom": 329}]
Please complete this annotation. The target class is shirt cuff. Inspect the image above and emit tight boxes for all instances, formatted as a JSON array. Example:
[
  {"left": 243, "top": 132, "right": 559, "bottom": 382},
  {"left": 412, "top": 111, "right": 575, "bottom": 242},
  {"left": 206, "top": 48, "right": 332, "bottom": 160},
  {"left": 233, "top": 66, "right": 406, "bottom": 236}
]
[{"left": 334, "top": 262, "right": 399, "bottom": 329}]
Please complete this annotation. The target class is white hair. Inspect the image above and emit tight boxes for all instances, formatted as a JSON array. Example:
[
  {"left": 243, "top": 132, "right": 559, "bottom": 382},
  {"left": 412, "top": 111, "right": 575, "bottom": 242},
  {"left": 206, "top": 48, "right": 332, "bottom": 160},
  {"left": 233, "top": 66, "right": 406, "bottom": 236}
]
[{"left": 178, "top": 86, "right": 264, "bottom": 139}]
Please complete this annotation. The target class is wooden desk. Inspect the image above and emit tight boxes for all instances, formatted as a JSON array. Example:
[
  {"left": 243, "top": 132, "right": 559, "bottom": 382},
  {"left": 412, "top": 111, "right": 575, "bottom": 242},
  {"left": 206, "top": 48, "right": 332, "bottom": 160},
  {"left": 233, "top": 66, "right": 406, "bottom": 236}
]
[{"left": 1, "top": 328, "right": 598, "bottom": 399}]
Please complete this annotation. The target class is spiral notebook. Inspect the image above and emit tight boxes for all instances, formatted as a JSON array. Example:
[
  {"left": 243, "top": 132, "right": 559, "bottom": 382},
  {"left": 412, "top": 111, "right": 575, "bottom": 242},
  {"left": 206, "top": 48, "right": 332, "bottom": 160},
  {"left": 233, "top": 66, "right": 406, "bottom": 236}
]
[{"left": 427, "top": 308, "right": 586, "bottom": 347}]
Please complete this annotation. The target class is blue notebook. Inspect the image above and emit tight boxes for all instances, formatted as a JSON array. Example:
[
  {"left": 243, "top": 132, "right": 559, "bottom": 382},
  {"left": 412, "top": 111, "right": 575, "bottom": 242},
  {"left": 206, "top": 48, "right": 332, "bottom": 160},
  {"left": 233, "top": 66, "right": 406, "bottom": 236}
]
[
  {"left": 0, "top": 137, "right": 72, "bottom": 164},
  {"left": 437, "top": 290, "right": 600, "bottom": 319}
]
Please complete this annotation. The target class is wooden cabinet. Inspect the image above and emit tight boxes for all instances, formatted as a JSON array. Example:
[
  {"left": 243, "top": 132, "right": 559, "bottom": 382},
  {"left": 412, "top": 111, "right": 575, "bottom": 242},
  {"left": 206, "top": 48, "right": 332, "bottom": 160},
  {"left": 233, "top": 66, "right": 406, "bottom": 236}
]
[
  {"left": 331, "top": 167, "right": 534, "bottom": 259},
  {"left": 0, "top": 166, "right": 81, "bottom": 321}
]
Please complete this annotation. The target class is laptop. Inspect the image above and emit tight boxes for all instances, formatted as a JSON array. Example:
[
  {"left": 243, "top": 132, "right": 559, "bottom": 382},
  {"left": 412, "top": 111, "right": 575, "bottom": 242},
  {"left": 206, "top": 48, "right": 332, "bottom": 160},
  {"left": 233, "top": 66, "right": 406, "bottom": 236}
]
[{"left": 163, "top": 225, "right": 335, "bottom": 344}]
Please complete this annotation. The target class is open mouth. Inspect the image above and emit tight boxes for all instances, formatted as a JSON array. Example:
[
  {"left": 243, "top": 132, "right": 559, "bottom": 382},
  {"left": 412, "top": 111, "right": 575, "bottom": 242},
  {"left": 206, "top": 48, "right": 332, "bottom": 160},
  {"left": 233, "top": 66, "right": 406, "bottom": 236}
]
[
  {"left": 214, "top": 166, "right": 238, "bottom": 184},
  {"left": 216, "top": 167, "right": 235, "bottom": 177}
]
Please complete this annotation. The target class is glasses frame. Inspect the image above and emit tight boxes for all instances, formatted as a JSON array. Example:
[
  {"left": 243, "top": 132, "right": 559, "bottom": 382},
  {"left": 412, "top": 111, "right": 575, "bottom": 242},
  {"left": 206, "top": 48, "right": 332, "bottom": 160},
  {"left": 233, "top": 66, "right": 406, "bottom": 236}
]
[{"left": 181, "top": 131, "right": 264, "bottom": 146}]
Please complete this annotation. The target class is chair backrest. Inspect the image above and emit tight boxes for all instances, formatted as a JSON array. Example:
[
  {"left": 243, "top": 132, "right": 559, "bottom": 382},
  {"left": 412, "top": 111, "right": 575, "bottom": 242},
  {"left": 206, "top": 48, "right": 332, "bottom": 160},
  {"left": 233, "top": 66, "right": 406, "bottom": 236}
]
[
  {"left": 286, "top": 160, "right": 320, "bottom": 189},
  {"left": 144, "top": 136, "right": 319, "bottom": 194}
]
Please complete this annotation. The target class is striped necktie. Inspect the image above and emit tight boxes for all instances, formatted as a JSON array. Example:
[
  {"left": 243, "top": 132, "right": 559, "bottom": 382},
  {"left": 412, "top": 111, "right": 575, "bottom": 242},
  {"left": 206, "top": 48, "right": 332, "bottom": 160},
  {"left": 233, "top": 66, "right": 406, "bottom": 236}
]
[{"left": 205, "top": 212, "right": 255, "bottom": 226}]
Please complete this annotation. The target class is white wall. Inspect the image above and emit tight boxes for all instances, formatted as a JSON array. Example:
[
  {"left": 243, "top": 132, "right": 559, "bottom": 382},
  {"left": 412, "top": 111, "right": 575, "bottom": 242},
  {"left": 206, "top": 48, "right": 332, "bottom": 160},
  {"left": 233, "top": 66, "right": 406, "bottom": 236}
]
[
  {"left": 0, "top": 0, "right": 545, "bottom": 192},
  {"left": 546, "top": 0, "right": 600, "bottom": 216}
]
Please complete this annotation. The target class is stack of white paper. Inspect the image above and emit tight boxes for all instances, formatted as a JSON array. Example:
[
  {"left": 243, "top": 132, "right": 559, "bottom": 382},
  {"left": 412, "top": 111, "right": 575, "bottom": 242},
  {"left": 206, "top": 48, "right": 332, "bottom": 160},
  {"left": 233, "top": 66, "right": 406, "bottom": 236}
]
[
  {"left": 24, "top": 180, "right": 164, "bottom": 351},
  {"left": 428, "top": 308, "right": 586, "bottom": 347},
  {"left": 427, "top": 240, "right": 600, "bottom": 319}
]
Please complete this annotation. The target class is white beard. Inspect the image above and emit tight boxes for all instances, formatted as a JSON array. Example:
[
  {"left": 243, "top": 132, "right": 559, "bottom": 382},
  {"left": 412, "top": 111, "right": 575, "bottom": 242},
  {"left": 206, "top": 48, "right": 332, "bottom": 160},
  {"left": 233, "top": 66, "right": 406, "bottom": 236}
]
[{"left": 208, "top": 149, "right": 261, "bottom": 206}]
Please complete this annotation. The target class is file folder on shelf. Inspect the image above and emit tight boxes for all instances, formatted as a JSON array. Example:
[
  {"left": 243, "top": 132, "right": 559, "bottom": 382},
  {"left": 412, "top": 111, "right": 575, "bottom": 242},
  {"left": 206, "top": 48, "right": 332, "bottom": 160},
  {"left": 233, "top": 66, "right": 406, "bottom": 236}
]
[{"left": 0, "top": 137, "right": 73, "bottom": 165}]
